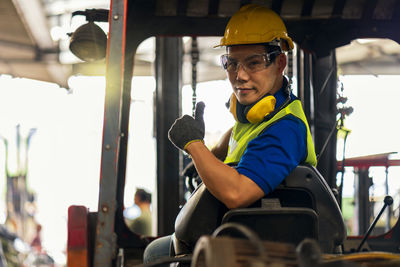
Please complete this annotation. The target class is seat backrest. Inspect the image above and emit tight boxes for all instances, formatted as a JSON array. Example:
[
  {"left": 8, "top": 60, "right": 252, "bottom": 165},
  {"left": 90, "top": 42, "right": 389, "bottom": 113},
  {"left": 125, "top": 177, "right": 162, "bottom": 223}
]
[
  {"left": 278, "top": 165, "right": 347, "bottom": 252},
  {"left": 221, "top": 207, "right": 319, "bottom": 245}
]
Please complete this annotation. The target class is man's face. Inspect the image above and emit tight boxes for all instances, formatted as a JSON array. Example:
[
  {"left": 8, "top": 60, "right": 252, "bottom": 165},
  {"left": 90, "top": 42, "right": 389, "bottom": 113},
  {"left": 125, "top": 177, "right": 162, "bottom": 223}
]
[{"left": 226, "top": 45, "right": 284, "bottom": 105}]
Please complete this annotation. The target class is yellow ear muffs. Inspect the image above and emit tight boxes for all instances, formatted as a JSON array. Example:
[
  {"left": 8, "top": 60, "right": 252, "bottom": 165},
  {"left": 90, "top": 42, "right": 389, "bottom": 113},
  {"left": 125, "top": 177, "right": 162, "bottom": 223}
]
[
  {"left": 246, "top": 95, "right": 276, "bottom": 123},
  {"left": 228, "top": 93, "right": 276, "bottom": 123},
  {"left": 229, "top": 93, "right": 239, "bottom": 122}
]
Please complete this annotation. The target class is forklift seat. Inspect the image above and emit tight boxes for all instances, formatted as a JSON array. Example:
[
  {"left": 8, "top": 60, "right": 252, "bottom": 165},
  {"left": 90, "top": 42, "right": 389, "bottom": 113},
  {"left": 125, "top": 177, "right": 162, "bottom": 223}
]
[
  {"left": 221, "top": 165, "right": 346, "bottom": 253},
  {"left": 173, "top": 164, "right": 346, "bottom": 256}
]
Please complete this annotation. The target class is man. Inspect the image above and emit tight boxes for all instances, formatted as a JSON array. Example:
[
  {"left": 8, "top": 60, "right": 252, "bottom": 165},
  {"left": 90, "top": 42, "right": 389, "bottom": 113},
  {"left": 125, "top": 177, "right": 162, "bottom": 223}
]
[
  {"left": 129, "top": 188, "right": 152, "bottom": 236},
  {"left": 144, "top": 4, "right": 317, "bottom": 263}
]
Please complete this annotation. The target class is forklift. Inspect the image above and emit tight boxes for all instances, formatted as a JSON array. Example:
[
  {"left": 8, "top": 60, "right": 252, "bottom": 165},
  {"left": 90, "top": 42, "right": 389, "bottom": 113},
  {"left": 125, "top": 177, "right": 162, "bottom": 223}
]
[{"left": 66, "top": 1, "right": 400, "bottom": 266}]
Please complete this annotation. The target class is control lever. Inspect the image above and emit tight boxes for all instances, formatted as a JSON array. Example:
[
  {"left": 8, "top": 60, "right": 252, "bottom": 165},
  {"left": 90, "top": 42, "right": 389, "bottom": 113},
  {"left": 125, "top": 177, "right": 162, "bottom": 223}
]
[{"left": 356, "top": 195, "right": 393, "bottom": 252}]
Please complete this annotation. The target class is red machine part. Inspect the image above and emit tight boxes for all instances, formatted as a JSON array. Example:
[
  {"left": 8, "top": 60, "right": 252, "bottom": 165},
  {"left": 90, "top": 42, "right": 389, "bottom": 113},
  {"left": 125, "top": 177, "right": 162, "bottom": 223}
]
[{"left": 67, "top": 205, "right": 89, "bottom": 267}]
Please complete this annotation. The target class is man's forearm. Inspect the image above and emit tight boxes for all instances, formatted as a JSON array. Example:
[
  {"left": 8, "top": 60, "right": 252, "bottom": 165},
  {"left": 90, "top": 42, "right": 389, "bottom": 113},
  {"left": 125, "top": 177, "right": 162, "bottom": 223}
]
[{"left": 186, "top": 141, "right": 264, "bottom": 209}]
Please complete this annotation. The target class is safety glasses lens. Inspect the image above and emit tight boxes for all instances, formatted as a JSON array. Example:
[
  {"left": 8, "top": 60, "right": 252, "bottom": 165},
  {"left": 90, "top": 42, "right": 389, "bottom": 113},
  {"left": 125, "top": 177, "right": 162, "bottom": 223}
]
[{"left": 220, "top": 53, "right": 277, "bottom": 73}]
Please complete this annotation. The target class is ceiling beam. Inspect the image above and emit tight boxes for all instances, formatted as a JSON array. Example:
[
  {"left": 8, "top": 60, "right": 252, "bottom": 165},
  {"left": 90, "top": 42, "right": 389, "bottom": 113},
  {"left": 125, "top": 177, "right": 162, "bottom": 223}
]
[{"left": 11, "top": 0, "right": 55, "bottom": 49}]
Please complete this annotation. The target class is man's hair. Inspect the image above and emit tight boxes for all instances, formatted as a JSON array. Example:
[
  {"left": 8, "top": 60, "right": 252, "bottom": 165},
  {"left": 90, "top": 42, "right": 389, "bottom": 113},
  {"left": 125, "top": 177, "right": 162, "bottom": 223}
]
[
  {"left": 264, "top": 44, "right": 282, "bottom": 62},
  {"left": 135, "top": 188, "right": 152, "bottom": 203},
  {"left": 264, "top": 43, "right": 282, "bottom": 53}
]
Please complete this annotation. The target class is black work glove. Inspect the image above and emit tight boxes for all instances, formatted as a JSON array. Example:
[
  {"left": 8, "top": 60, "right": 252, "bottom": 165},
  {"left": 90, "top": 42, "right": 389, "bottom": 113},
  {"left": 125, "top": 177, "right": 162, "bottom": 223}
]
[{"left": 168, "top": 102, "right": 205, "bottom": 151}]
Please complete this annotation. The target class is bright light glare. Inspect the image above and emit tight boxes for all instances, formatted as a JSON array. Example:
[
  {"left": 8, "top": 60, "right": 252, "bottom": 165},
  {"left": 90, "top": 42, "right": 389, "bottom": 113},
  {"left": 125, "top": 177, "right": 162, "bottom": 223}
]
[
  {"left": 356, "top": 38, "right": 379, "bottom": 44},
  {"left": 124, "top": 77, "right": 157, "bottom": 207},
  {"left": 338, "top": 75, "right": 400, "bottom": 157},
  {"left": 50, "top": 26, "right": 66, "bottom": 41},
  {"left": 337, "top": 75, "right": 400, "bottom": 211},
  {"left": 0, "top": 75, "right": 105, "bottom": 265}
]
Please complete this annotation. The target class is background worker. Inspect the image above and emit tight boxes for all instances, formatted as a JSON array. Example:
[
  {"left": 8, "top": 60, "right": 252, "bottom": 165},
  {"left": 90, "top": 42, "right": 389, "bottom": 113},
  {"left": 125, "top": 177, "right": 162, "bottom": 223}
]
[
  {"left": 144, "top": 4, "right": 317, "bottom": 263},
  {"left": 129, "top": 188, "right": 152, "bottom": 236}
]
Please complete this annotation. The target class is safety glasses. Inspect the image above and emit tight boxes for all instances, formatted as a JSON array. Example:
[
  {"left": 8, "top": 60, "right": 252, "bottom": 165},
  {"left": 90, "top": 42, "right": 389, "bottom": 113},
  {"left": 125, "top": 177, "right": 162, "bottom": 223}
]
[{"left": 220, "top": 51, "right": 281, "bottom": 74}]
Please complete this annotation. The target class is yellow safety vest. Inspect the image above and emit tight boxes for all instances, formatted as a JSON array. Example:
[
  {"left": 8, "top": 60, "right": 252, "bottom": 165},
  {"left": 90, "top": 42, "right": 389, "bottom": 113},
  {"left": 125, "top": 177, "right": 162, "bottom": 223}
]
[{"left": 224, "top": 99, "right": 317, "bottom": 166}]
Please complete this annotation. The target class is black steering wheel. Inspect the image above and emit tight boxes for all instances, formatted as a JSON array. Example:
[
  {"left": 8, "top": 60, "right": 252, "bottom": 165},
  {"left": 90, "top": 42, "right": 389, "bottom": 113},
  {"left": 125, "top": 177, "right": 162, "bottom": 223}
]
[{"left": 182, "top": 162, "right": 202, "bottom": 193}]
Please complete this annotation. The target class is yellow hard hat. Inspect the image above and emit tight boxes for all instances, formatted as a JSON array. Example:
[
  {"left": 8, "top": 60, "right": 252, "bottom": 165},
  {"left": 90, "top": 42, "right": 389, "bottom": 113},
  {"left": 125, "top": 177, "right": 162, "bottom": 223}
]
[{"left": 216, "top": 4, "right": 294, "bottom": 51}]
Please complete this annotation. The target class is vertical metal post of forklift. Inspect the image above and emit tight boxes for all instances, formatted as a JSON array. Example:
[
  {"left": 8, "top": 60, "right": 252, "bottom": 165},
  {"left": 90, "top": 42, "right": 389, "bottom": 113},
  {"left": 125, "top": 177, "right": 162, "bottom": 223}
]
[{"left": 67, "top": 205, "right": 90, "bottom": 267}]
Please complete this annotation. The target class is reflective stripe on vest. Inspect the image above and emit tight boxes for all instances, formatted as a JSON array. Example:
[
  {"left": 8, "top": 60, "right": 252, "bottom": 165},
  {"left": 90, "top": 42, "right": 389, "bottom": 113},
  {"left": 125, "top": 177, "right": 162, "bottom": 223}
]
[{"left": 224, "top": 99, "right": 317, "bottom": 166}]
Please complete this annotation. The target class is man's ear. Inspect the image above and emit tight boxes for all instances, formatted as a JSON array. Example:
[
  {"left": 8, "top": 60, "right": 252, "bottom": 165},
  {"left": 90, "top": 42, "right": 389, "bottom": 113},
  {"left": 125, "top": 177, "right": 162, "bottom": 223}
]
[{"left": 277, "top": 53, "right": 287, "bottom": 73}]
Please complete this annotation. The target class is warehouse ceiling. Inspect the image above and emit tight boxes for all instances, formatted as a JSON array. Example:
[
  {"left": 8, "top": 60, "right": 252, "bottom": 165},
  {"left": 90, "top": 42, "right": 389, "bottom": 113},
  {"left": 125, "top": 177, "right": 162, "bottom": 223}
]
[
  {"left": 0, "top": 0, "right": 71, "bottom": 87},
  {"left": 1, "top": 0, "right": 400, "bottom": 88},
  {"left": 0, "top": 0, "right": 109, "bottom": 88}
]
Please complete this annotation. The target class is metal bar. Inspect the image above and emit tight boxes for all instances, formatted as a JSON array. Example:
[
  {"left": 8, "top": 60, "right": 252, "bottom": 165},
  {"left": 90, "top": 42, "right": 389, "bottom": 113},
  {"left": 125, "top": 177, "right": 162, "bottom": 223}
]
[
  {"left": 71, "top": 9, "right": 110, "bottom": 22},
  {"left": 332, "top": 0, "right": 346, "bottom": 17},
  {"left": 114, "top": 37, "right": 147, "bottom": 248},
  {"left": 114, "top": 43, "right": 133, "bottom": 221},
  {"left": 271, "top": 0, "right": 283, "bottom": 14},
  {"left": 208, "top": 0, "right": 220, "bottom": 15},
  {"left": 295, "top": 46, "right": 303, "bottom": 100},
  {"left": 385, "top": 167, "right": 390, "bottom": 231},
  {"left": 130, "top": 16, "right": 227, "bottom": 37},
  {"left": 12, "top": 0, "right": 54, "bottom": 49},
  {"left": 301, "top": 0, "right": 315, "bottom": 16},
  {"left": 302, "top": 51, "right": 313, "bottom": 135},
  {"left": 318, "top": 66, "right": 334, "bottom": 96},
  {"left": 394, "top": 0, "right": 400, "bottom": 20},
  {"left": 361, "top": 0, "right": 378, "bottom": 20},
  {"left": 355, "top": 168, "right": 371, "bottom": 235},
  {"left": 312, "top": 51, "right": 338, "bottom": 188},
  {"left": 94, "top": 0, "right": 127, "bottom": 265},
  {"left": 0, "top": 39, "right": 36, "bottom": 51},
  {"left": 287, "top": 49, "right": 293, "bottom": 84},
  {"left": 177, "top": 0, "right": 189, "bottom": 16},
  {"left": 356, "top": 196, "right": 392, "bottom": 252},
  {"left": 155, "top": 37, "right": 182, "bottom": 236},
  {"left": 191, "top": 37, "right": 199, "bottom": 116},
  {"left": 337, "top": 159, "right": 400, "bottom": 168}
]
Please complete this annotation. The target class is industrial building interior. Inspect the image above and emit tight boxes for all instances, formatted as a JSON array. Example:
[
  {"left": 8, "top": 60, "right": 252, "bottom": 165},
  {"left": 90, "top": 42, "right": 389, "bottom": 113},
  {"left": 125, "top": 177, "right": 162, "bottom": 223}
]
[{"left": 1, "top": 0, "right": 400, "bottom": 266}]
